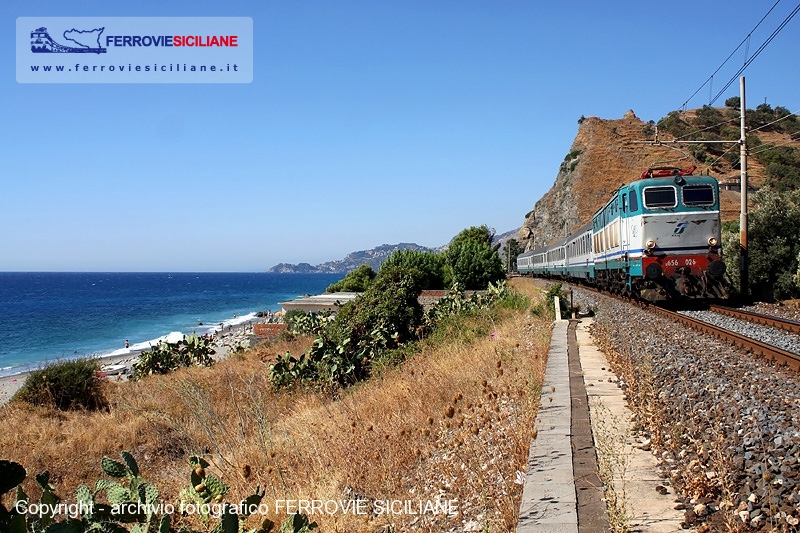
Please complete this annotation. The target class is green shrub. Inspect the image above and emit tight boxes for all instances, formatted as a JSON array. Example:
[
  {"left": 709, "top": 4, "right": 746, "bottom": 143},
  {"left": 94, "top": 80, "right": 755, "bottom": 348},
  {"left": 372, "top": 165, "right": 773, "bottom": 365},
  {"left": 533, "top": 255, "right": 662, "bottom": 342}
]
[
  {"left": 270, "top": 267, "right": 424, "bottom": 388},
  {"left": 333, "top": 266, "right": 423, "bottom": 345},
  {"left": 656, "top": 111, "right": 691, "bottom": 138},
  {"left": 694, "top": 105, "right": 724, "bottom": 132},
  {"left": 531, "top": 282, "right": 569, "bottom": 319},
  {"left": 425, "top": 280, "right": 513, "bottom": 326},
  {"left": 130, "top": 334, "right": 215, "bottom": 381},
  {"left": 747, "top": 188, "right": 800, "bottom": 299},
  {"left": 13, "top": 358, "right": 106, "bottom": 410},
  {"left": 269, "top": 279, "right": 523, "bottom": 389},
  {"left": 721, "top": 220, "right": 741, "bottom": 297},
  {"left": 720, "top": 189, "right": 800, "bottom": 300},
  {"left": 282, "top": 308, "right": 307, "bottom": 329},
  {"left": 285, "top": 309, "right": 331, "bottom": 336},
  {"left": 323, "top": 267, "right": 423, "bottom": 384},
  {"left": 379, "top": 249, "right": 445, "bottom": 289},
  {"left": 755, "top": 145, "right": 800, "bottom": 191},
  {"left": 326, "top": 264, "right": 376, "bottom": 292}
]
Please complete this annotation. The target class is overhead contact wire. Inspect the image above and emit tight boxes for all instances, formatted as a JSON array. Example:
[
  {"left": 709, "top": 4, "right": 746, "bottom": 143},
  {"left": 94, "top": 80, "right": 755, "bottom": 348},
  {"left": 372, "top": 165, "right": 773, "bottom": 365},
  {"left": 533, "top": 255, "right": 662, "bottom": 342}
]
[
  {"left": 679, "top": 0, "right": 783, "bottom": 111},
  {"left": 709, "top": 3, "right": 800, "bottom": 105}
]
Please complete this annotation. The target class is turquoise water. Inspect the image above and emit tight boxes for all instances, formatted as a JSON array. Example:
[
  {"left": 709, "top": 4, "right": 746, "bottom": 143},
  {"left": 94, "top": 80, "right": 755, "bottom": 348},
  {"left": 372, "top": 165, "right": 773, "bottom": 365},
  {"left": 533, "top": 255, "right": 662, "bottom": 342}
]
[{"left": 0, "top": 272, "right": 341, "bottom": 377}]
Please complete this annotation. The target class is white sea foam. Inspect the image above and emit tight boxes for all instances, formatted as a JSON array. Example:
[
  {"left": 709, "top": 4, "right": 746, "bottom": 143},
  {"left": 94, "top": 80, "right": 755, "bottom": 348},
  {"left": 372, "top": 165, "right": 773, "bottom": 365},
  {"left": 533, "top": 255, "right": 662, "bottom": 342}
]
[
  {"left": 102, "top": 331, "right": 187, "bottom": 359},
  {"left": 0, "top": 312, "right": 262, "bottom": 379},
  {"left": 194, "top": 311, "right": 259, "bottom": 335},
  {"left": 100, "top": 312, "right": 259, "bottom": 360}
]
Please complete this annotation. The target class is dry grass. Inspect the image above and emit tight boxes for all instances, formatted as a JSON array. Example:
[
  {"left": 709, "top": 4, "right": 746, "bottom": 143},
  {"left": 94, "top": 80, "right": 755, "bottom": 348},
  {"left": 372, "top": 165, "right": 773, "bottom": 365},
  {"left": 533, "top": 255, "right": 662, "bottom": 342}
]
[{"left": 0, "top": 278, "right": 550, "bottom": 533}]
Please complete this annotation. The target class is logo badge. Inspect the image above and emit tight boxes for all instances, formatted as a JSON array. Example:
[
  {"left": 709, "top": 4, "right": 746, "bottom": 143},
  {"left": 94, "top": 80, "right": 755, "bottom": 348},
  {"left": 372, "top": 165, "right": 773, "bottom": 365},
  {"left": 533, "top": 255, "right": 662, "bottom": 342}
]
[
  {"left": 673, "top": 222, "right": 689, "bottom": 235},
  {"left": 18, "top": 17, "right": 253, "bottom": 84},
  {"left": 31, "top": 27, "right": 107, "bottom": 54}
]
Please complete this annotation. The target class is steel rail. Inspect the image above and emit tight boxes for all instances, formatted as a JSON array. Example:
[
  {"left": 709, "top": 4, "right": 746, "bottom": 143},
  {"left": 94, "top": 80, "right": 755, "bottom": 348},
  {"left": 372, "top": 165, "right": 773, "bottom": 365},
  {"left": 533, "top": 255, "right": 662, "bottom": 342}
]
[
  {"left": 566, "top": 283, "right": 800, "bottom": 371},
  {"left": 649, "top": 306, "right": 800, "bottom": 372},
  {"left": 709, "top": 305, "right": 800, "bottom": 335}
]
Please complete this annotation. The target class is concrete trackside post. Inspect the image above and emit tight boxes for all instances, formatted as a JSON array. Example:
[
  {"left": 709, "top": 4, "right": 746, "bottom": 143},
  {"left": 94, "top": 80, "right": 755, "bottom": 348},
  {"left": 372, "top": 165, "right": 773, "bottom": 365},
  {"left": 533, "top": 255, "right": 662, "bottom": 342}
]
[{"left": 554, "top": 296, "right": 562, "bottom": 321}]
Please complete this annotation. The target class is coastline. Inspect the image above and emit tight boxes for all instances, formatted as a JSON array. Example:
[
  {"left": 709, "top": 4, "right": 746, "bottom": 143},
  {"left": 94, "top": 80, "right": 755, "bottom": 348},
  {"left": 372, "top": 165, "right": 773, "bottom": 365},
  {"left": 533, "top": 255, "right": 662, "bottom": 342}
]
[{"left": 0, "top": 316, "right": 269, "bottom": 406}]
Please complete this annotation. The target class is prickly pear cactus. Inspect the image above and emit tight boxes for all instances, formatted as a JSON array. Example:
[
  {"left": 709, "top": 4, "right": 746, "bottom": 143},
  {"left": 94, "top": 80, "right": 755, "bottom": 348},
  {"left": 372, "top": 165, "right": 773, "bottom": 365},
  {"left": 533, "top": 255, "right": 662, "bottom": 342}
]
[
  {"left": 0, "top": 460, "right": 27, "bottom": 533},
  {"left": 0, "top": 460, "right": 26, "bottom": 496},
  {"left": 280, "top": 511, "right": 318, "bottom": 532},
  {"left": 182, "top": 455, "right": 230, "bottom": 511},
  {"left": 101, "top": 457, "right": 129, "bottom": 479}
]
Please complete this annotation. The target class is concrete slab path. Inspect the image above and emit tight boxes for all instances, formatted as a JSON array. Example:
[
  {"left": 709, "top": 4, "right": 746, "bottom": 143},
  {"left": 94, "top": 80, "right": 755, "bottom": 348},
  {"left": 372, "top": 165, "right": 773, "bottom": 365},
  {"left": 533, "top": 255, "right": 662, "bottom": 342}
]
[{"left": 517, "top": 318, "right": 688, "bottom": 532}]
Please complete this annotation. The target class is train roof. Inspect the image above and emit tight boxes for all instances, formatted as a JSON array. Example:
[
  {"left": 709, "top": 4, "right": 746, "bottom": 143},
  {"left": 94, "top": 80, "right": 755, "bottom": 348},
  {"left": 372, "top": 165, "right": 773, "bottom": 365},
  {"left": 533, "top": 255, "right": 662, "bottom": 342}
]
[
  {"left": 624, "top": 173, "right": 720, "bottom": 191},
  {"left": 595, "top": 172, "right": 720, "bottom": 216},
  {"left": 519, "top": 222, "right": 592, "bottom": 258}
]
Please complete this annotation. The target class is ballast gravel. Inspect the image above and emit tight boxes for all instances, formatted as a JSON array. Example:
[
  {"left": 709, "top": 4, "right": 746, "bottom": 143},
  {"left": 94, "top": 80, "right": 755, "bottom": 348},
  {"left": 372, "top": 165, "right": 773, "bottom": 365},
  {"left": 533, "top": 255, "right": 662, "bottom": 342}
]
[
  {"left": 571, "top": 288, "right": 800, "bottom": 531},
  {"left": 678, "top": 309, "right": 800, "bottom": 355}
]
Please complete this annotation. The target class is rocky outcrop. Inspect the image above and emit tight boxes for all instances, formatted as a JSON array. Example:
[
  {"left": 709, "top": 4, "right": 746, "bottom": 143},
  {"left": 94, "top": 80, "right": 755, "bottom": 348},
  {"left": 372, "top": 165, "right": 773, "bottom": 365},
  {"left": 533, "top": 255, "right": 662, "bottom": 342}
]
[
  {"left": 269, "top": 262, "right": 319, "bottom": 274},
  {"left": 519, "top": 111, "right": 690, "bottom": 251},
  {"left": 517, "top": 105, "right": 798, "bottom": 252}
]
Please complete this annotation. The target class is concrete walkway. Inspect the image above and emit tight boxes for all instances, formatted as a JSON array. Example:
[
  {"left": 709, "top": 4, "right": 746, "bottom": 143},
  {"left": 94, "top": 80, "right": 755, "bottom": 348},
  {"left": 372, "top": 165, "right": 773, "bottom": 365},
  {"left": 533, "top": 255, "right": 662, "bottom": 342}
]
[
  {"left": 517, "top": 318, "right": 687, "bottom": 532},
  {"left": 517, "top": 319, "right": 580, "bottom": 532}
]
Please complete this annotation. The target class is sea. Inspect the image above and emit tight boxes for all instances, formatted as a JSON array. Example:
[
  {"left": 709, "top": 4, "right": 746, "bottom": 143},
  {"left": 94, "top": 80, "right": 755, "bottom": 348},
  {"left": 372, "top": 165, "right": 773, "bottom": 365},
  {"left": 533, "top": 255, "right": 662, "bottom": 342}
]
[{"left": 0, "top": 272, "right": 342, "bottom": 378}]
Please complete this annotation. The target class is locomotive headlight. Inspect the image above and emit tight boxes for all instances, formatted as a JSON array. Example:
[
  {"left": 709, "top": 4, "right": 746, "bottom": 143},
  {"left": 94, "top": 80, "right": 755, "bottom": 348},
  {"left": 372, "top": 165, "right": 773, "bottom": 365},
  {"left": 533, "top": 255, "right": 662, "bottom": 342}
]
[
  {"left": 708, "top": 237, "right": 718, "bottom": 246},
  {"left": 646, "top": 240, "right": 656, "bottom": 250}
]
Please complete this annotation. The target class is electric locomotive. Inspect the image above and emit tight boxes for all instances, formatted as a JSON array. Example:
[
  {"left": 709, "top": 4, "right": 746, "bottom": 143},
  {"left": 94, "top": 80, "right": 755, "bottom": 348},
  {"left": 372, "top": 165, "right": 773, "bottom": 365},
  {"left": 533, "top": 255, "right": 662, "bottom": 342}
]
[{"left": 517, "top": 166, "right": 728, "bottom": 301}]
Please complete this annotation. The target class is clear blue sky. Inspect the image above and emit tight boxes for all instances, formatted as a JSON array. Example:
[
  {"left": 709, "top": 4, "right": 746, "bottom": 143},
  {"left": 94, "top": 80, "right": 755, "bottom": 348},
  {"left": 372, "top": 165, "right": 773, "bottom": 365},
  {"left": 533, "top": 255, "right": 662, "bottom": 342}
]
[{"left": 2, "top": 0, "right": 798, "bottom": 272}]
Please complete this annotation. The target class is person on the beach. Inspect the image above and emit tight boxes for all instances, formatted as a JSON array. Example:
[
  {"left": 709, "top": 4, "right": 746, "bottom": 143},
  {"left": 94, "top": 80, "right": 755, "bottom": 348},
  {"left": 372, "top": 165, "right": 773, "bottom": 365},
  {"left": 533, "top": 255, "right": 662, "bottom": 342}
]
[{"left": 125, "top": 339, "right": 130, "bottom": 348}]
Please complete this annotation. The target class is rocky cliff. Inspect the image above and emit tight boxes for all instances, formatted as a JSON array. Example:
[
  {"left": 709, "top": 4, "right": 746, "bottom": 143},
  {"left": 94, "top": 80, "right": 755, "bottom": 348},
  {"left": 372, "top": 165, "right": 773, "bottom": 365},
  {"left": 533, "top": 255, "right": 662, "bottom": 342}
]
[{"left": 517, "top": 110, "right": 761, "bottom": 252}]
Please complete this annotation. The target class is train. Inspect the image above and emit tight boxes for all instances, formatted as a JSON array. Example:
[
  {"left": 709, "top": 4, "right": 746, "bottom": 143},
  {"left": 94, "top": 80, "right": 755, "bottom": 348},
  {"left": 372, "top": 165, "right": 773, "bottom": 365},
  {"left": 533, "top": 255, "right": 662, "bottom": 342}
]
[{"left": 517, "top": 166, "right": 728, "bottom": 301}]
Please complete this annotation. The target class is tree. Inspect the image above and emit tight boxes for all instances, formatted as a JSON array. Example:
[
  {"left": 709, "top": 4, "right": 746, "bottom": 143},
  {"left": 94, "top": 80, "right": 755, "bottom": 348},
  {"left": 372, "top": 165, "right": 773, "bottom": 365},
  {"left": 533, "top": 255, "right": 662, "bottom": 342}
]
[
  {"left": 379, "top": 249, "right": 445, "bottom": 290},
  {"left": 444, "top": 226, "right": 505, "bottom": 290},
  {"left": 755, "top": 145, "right": 800, "bottom": 192},
  {"left": 721, "top": 220, "right": 741, "bottom": 297},
  {"left": 502, "top": 238, "right": 522, "bottom": 273},
  {"left": 725, "top": 96, "right": 741, "bottom": 109},
  {"left": 794, "top": 250, "right": 800, "bottom": 294},
  {"left": 329, "top": 266, "right": 424, "bottom": 360},
  {"left": 694, "top": 105, "right": 725, "bottom": 133},
  {"left": 656, "top": 111, "right": 691, "bottom": 138},
  {"left": 326, "top": 264, "right": 376, "bottom": 292},
  {"left": 747, "top": 188, "right": 800, "bottom": 300},
  {"left": 449, "top": 225, "right": 495, "bottom": 248}
]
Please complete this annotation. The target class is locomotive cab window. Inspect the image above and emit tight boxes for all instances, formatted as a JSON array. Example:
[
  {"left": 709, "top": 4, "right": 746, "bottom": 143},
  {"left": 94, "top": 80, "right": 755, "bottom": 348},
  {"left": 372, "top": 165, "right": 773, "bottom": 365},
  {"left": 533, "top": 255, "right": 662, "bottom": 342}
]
[
  {"left": 643, "top": 186, "right": 677, "bottom": 208},
  {"left": 682, "top": 184, "right": 715, "bottom": 207},
  {"left": 629, "top": 189, "right": 639, "bottom": 212}
]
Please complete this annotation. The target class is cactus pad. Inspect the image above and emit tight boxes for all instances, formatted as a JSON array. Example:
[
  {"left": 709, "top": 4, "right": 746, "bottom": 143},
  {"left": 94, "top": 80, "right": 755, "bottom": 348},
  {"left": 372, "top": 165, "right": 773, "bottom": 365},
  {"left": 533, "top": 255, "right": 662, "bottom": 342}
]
[{"left": 0, "top": 460, "right": 26, "bottom": 495}]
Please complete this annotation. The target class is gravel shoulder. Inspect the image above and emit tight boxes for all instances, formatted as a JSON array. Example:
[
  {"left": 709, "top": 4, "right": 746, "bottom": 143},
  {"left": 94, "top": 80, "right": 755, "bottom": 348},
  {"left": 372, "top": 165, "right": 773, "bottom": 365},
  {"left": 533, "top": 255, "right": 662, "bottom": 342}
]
[{"left": 572, "top": 287, "right": 800, "bottom": 531}]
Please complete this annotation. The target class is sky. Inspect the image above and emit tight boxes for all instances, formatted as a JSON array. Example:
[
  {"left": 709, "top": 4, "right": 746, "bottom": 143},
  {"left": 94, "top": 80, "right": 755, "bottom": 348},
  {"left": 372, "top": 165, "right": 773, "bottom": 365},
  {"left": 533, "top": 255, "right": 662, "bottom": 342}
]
[{"left": 2, "top": 0, "right": 798, "bottom": 272}]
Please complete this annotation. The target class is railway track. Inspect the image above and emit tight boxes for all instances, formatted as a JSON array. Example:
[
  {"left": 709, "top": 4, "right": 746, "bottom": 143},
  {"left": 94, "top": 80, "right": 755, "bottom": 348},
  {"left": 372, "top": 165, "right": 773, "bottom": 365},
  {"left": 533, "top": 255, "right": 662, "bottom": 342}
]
[
  {"left": 568, "top": 283, "right": 800, "bottom": 371},
  {"left": 709, "top": 304, "right": 800, "bottom": 334},
  {"left": 649, "top": 305, "right": 800, "bottom": 371}
]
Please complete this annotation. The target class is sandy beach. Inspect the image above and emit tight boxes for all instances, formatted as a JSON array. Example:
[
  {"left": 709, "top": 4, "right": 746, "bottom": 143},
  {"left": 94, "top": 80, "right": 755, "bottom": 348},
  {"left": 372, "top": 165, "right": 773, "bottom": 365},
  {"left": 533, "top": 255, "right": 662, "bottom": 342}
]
[{"left": 0, "top": 318, "right": 269, "bottom": 406}]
